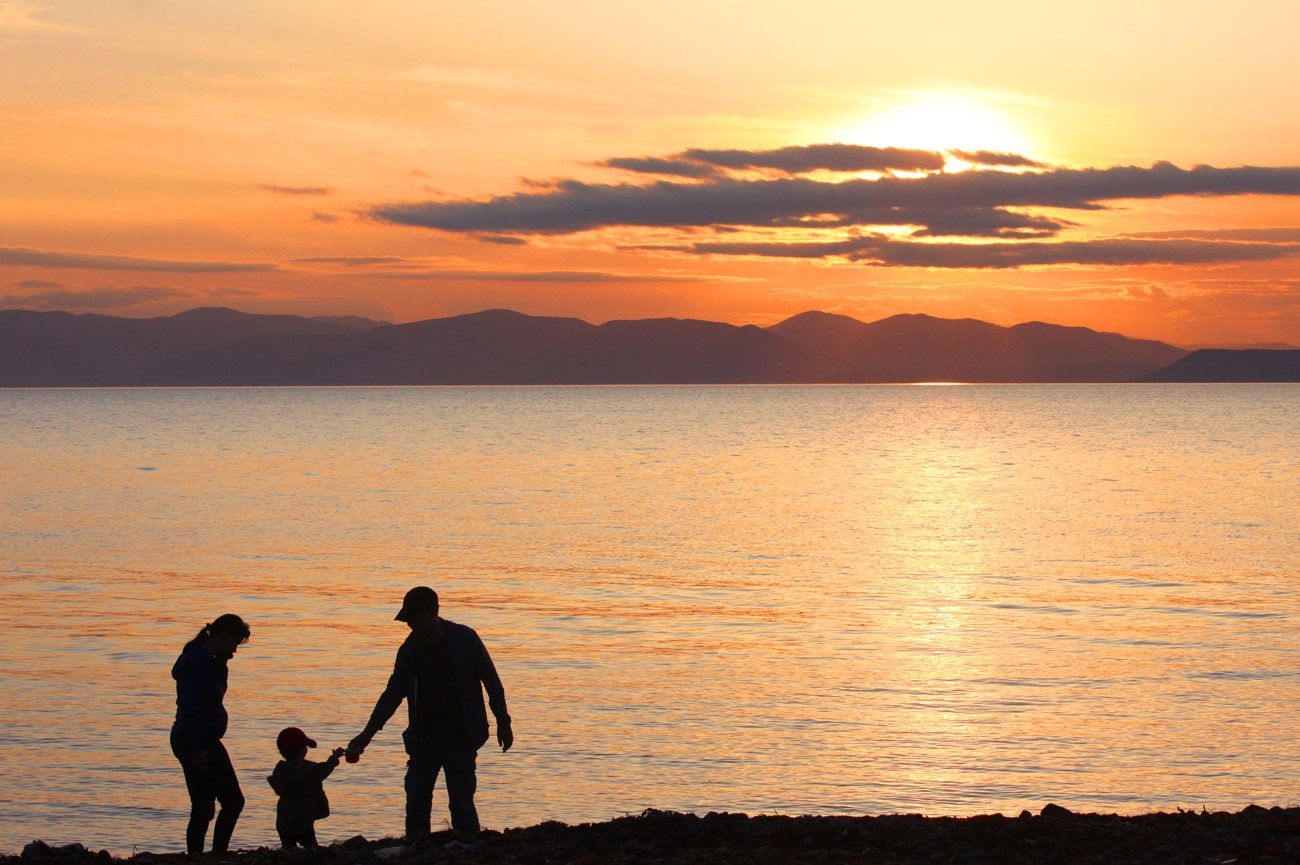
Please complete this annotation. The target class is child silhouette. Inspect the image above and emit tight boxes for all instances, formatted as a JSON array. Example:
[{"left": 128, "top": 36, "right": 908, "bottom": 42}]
[{"left": 267, "top": 727, "right": 344, "bottom": 848}]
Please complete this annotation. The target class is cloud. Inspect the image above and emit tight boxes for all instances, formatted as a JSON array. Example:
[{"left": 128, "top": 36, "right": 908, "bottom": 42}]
[
  {"left": 654, "top": 236, "right": 1300, "bottom": 269},
  {"left": 0, "top": 247, "right": 275, "bottom": 273},
  {"left": 719, "top": 205, "right": 1067, "bottom": 237},
  {"left": 370, "top": 177, "right": 1061, "bottom": 238},
  {"left": 601, "top": 157, "right": 721, "bottom": 179},
  {"left": 3, "top": 285, "right": 192, "bottom": 310},
  {"left": 203, "top": 287, "right": 262, "bottom": 297},
  {"left": 364, "top": 145, "right": 1300, "bottom": 270},
  {"left": 9, "top": 279, "right": 61, "bottom": 288},
  {"left": 1125, "top": 284, "right": 1171, "bottom": 302},
  {"left": 681, "top": 143, "right": 947, "bottom": 174},
  {"left": 261, "top": 184, "right": 335, "bottom": 196},
  {"left": 354, "top": 268, "right": 736, "bottom": 283},
  {"left": 293, "top": 256, "right": 407, "bottom": 266},
  {"left": 476, "top": 235, "right": 530, "bottom": 245},
  {"left": 949, "top": 149, "right": 1048, "bottom": 169},
  {"left": 882, "top": 208, "right": 1067, "bottom": 238},
  {"left": 599, "top": 143, "right": 947, "bottom": 179},
  {"left": 1155, "top": 277, "right": 1300, "bottom": 298},
  {"left": 369, "top": 162, "right": 1300, "bottom": 240},
  {"left": 312, "top": 212, "right": 343, "bottom": 223},
  {"left": 1122, "top": 227, "right": 1300, "bottom": 242}
]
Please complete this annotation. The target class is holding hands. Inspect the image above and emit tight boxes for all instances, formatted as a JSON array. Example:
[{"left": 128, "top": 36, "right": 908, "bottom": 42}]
[{"left": 346, "top": 732, "right": 372, "bottom": 763}]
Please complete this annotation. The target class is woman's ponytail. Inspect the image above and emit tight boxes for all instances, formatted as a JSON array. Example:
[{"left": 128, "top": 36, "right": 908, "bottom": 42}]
[
  {"left": 182, "top": 623, "right": 212, "bottom": 653},
  {"left": 181, "top": 614, "right": 249, "bottom": 652}
]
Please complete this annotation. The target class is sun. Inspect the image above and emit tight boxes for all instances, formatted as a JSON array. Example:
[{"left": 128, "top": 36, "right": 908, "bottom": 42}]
[{"left": 837, "top": 93, "right": 1034, "bottom": 157}]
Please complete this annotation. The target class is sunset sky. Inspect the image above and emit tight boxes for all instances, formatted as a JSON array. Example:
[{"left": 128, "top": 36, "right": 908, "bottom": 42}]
[{"left": 4, "top": 0, "right": 1300, "bottom": 345}]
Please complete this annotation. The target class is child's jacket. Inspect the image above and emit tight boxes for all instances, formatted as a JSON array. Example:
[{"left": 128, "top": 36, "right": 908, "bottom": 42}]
[{"left": 267, "top": 754, "right": 339, "bottom": 831}]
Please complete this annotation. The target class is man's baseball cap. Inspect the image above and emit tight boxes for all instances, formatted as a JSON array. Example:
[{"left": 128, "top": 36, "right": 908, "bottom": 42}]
[
  {"left": 395, "top": 586, "right": 439, "bottom": 622},
  {"left": 277, "top": 727, "right": 317, "bottom": 753}
]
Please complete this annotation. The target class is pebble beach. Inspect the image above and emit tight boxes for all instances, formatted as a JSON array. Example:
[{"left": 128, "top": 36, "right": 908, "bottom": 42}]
[{"left": 11, "top": 805, "right": 1300, "bottom": 865}]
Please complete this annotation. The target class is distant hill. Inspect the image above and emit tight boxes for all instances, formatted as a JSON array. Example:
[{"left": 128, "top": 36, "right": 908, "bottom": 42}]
[
  {"left": 160, "top": 309, "right": 595, "bottom": 385},
  {"left": 1182, "top": 341, "right": 1299, "bottom": 351},
  {"left": 127, "top": 310, "right": 824, "bottom": 385},
  {"left": 1138, "top": 349, "right": 1300, "bottom": 382},
  {"left": 0, "top": 305, "right": 1197, "bottom": 386},
  {"left": 309, "top": 314, "right": 390, "bottom": 329},
  {"left": 769, "top": 310, "right": 1187, "bottom": 382},
  {"left": 0, "top": 306, "right": 371, "bottom": 387}
]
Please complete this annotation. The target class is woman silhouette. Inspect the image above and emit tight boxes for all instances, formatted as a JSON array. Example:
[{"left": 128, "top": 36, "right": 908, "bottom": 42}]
[{"left": 169, "top": 614, "right": 251, "bottom": 855}]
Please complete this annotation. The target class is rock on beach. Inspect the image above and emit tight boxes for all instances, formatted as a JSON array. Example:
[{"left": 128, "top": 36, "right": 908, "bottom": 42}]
[{"left": 10, "top": 805, "right": 1300, "bottom": 865}]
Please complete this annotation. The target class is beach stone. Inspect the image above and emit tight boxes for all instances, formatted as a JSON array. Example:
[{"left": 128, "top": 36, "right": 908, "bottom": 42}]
[
  {"left": 334, "top": 838, "right": 368, "bottom": 850},
  {"left": 22, "top": 843, "right": 89, "bottom": 862}
]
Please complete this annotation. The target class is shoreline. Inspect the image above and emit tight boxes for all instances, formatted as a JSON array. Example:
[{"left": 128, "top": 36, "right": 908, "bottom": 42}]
[{"left": 9, "top": 805, "right": 1300, "bottom": 865}]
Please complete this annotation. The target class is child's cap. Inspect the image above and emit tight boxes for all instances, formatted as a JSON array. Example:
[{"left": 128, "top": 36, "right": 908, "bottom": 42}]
[{"left": 277, "top": 727, "right": 317, "bottom": 754}]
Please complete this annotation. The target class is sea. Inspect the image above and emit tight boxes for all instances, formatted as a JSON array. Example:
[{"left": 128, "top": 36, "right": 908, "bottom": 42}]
[{"left": 1, "top": 384, "right": 1298, "bottom": 855}]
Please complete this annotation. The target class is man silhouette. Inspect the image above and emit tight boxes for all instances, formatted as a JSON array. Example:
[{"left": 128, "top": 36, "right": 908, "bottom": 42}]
[{"left": 349, "top": 587, "right": 512, "bottom": 836}]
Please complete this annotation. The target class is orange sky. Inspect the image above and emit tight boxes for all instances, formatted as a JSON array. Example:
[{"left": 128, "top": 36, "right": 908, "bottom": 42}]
[{"left": 3, "top": 0, "right": 1300, "bottom": 346}]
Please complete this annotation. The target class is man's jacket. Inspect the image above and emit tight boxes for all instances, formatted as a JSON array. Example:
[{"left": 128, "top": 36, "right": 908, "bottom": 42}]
[{"left": 364, "top": 618, "right": 510, "bottom": 750}]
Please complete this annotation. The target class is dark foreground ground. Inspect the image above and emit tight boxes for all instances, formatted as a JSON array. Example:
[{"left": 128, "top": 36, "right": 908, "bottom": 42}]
[{"left": 12, "top": 805, "right": 1300, "bottom": 865}]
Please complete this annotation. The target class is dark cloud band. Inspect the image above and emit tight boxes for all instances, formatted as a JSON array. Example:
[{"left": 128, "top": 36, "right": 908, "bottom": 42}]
[
  {"left": 680, "top": 143, "right": 946, "bottom": 174},
  {"left": 370, "top": 163, "right": 1300, "bottom": 238},
  {"left": 1, "top": 247, "right": 275, "bottom": 273},
  {"left": 293, "top": 256, "right": 407, "bottom": 266},
  {"left": 261, "top": 184, "right": 335, "bottom": 196},
  {"left": 601, "top": 157, "right": 721, "bottom": 179},
  {"left": 600, "top": 143, "right": 949, "bottom": 178},
  {"left": 949, "top": 149, "right": 1048, "bottom": 168},
  {"left": 365, "top": 145, "right": 1300, "bottom": 270},
  {"left": 3, "top": 285, "right": 192, "bottom": 310},
  {"left": 352, "top": 269, "right": 725, "bottom": 283},
  {"left": 658, "top": 236, "right": 1300, "bottom": 268}
]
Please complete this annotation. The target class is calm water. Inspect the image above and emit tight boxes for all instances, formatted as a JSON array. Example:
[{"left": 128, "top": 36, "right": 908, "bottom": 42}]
[{"left": 2, "top": 385, "right": 1299, "bottom": 854}]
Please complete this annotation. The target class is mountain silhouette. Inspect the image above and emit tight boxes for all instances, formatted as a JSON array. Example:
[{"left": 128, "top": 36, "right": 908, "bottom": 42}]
[
  {"left": 309, "top": 314, "right": 391, "bottom": 330},
  {"left": 158, "top": 309, "right": 595, "bottom": 385},
  {"left": 128, "top": 310, "right": 824, "bottom": 385},
  {"left": 1138, "top": 349, "right": 1300, "bottom": 382},
  {"left": 0, "top": 307, "right": 374, "bottom": 386},
  {"left": 770, "top": 310, "right": 1187, "bottom": 382},
  {"left": 1181, "top": 341, "right": 1299, "bottom": 351},
  {"left": 0, "top": 305, "right": 1213, "bottom": 386},
  {"left": 518, "top": 317, "right": 822, "bottom": 384}
]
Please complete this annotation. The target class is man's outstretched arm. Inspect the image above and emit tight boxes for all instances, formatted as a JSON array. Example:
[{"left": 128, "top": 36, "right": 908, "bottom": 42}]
[{"left": 350, "top": 645, "right": 412, "bottom": 753}]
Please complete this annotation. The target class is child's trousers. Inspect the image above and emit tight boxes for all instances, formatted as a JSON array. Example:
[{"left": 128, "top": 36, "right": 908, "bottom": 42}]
[{"left": 278, "top": 825, "right": 318, "bottom": 848}]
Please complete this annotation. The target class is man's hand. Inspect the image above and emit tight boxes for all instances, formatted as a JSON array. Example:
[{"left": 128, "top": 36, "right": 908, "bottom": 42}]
[
  {"left": 347, "top": 733, "right": 372, "bottom": 756},
  {"left": 497, "top": 720, "right": 513, "bottom": 753}
]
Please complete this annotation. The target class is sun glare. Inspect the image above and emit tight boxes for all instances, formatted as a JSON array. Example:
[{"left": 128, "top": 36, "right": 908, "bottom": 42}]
[{"left": 839, "top": 94, "right": 1033, "bottom": 157}]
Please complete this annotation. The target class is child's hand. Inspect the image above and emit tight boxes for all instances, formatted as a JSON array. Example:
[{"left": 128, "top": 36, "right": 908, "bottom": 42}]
[{"left": 331, "top": 747, "right": 346, "bottom": 759}]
